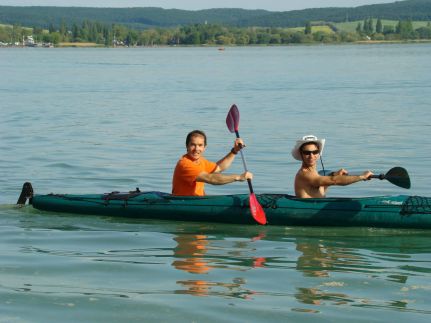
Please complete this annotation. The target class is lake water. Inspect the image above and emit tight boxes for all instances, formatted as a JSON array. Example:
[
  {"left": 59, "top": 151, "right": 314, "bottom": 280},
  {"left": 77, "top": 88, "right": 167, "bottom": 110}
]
[{"left": 1, "top": 44, "right": 431, "bottom": 322}]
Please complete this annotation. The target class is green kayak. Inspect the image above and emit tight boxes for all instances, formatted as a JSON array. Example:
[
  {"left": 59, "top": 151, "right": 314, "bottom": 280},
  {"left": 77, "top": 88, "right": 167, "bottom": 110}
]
[{"left": 18, "top": 182, "right": 431, "bottom": 229}]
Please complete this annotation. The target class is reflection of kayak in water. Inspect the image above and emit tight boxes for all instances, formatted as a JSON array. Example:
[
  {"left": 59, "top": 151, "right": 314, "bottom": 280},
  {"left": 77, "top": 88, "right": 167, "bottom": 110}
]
[{"left": 19, "top": 182, "right": 431, "bottom": 229}]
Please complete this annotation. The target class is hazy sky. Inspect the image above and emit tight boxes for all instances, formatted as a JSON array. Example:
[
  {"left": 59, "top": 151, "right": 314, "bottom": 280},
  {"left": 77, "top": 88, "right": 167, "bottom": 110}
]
[{"left": 0, "top": 0, "right": 398, "bottom": 11}]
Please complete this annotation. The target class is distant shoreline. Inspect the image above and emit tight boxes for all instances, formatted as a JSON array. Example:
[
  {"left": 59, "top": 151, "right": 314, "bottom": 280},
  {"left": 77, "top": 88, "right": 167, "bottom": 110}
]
[
  {"left": 49, "top": 39, "right": 431, "bottom": 48},
  {"left": 354, "top": 39, "right": 431, "bottom": 44},
  {"left": 2, "top": 39, "right": 431, "bottom": 49},
  {"left": 59, "top": 42, "right": 104, "bottom": 48}
]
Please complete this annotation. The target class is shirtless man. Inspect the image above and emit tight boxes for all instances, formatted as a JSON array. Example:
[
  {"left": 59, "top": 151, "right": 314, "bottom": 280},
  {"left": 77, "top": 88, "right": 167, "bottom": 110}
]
[
  {"left": 172, "top": 130, "right": 253, "bottom": 196},
  {"left": 292, "top": 135, "right": 373, "bottom": 198}
]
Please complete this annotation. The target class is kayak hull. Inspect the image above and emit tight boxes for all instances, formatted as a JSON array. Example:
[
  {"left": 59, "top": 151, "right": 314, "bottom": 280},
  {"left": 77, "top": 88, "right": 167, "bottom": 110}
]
[{"left": 29, "top": 190, "right": 431, "bottom": 229}]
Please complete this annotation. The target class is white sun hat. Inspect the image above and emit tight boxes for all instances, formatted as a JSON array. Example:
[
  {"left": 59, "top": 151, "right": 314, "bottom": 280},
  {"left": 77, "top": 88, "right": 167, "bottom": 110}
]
[{"left": 291, "top": 135, "right": 325, "bottom": 161}]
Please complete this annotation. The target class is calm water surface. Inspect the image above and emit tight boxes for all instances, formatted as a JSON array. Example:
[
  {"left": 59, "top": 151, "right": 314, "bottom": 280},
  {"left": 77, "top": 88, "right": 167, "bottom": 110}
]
[{"left": 1, "top": 45, "right": 431, "bottom": 321}]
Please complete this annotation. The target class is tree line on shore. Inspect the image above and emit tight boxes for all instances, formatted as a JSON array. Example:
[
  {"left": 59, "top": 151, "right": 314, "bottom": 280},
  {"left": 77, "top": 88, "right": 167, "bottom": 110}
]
[{"left": 1, "top": 18, "right": 431, "bottom": 47}]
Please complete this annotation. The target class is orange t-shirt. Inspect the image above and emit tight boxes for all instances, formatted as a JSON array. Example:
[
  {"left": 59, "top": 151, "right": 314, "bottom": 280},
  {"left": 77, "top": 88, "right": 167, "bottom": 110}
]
[{"left": 172, "top": 155, "right": 217, "bottom": 196}]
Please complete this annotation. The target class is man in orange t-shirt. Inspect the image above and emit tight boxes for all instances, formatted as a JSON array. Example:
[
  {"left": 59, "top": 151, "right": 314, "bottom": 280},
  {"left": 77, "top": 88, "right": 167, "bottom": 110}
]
[{"left": 172, "top": 130, "right": 253, "bottom": 196}]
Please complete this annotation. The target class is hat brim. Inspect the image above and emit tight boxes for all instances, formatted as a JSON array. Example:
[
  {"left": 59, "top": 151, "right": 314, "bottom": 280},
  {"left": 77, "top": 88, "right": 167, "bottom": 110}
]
[{"left": 292, "top": 138, "right": 325, "bottom": 161}]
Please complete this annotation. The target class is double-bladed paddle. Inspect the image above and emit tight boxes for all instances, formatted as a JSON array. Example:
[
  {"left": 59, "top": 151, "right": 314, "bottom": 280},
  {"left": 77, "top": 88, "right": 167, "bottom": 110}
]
[
  {"left": 318, "top": 167, "right": 411, "bottom": 189},
  {"left": 226, "top": 104, "right": 267, "bottom": 225}
]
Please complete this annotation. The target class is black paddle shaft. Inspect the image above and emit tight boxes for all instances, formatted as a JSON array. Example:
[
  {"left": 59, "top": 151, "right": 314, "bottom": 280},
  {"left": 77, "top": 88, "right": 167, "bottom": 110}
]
[
  {"left": 234, "top": 130, "right": 254, "bottom": 193},
  {"left": 247, "top": 180, "right": 254, "bottom": 193}
]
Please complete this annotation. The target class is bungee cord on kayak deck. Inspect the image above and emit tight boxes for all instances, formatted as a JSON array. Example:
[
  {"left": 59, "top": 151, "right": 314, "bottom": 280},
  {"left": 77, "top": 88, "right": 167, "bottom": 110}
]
[{"left": 401, "top": 196, "right": 431, "bottom": 215}]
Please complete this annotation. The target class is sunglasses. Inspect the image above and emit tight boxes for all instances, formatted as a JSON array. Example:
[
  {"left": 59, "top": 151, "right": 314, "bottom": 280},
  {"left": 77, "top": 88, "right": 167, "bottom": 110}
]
[{"left": 301, "top": 149, "right": 320, "bottom": 156}]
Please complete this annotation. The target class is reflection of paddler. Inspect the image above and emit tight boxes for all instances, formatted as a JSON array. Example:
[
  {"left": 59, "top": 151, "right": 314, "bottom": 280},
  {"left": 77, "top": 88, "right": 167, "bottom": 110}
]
[
  {"left": 296, "top": 239, "right": 362, "bottom": 278},
  {"left": 172, "top": 234, "right": 262, "bottom": 298},
  {"left": 295, "top": 287, "right": 349, "bottom": 307},
  {"left": 296, "top": 241, "right": 333, "bottom": 278},
  {"left": 176, "top": 278, "right": 255, "bottom": 299},
  {"left": 176, "top": 280, "right": 210, "bottom": 297},
  {"left": 172, "top": 234, "right": 212, "bottom": 274}
]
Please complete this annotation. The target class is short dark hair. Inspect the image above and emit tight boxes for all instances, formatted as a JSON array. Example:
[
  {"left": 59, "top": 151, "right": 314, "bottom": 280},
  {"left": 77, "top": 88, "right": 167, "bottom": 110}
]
[{"left": 186, "top": 130, "right": 207, "bottom": 146}]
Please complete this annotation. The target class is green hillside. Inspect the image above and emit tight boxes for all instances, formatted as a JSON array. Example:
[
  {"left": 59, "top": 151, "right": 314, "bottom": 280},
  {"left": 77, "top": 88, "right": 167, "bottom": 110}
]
[
  {"left": 0, "top": 6, "right": 270, "bottom": 30},
  {"left": 243, "top": 0, "right": 431, "bottom": 27},
  {"left": 335, "top": 19, "right": 429, "bottom": 33},
  {"left": 1, "top": 0, "right": 431, "bottom": 47},
  {"left": 0, "top": 0, "right": 430, "bottom": 30}
]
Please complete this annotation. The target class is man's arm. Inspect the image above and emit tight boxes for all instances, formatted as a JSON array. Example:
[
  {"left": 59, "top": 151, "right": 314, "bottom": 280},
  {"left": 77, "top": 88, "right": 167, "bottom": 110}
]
[
  {"left": 196, "top": 171, "right": 252, "bottom": 185},
  {"left": 215, "top": 138, "right": 244, "bottom": 172},
  {"left": 307, "top": 170, "right": 373, "bottom": 187}
]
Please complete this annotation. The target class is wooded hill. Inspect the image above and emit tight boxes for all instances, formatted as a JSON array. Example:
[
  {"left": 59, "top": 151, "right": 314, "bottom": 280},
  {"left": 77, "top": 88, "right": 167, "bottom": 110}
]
[{"left": 0, "top": 0, "right": 430, "bottom": 30}]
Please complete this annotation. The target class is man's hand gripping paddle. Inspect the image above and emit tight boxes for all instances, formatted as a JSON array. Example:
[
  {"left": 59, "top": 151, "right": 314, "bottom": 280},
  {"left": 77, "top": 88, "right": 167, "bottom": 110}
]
[{"left": 226, "top": 104, "right": 267, "bottom": 225}]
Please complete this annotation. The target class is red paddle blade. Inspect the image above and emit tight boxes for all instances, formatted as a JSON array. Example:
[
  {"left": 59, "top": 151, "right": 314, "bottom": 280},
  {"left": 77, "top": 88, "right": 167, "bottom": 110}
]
[
  {"left": 226, "top": 104, "right": 240, "bottom": 133},
  {"left": 249, "top": 193, "right": 267, "bottom": 225}
]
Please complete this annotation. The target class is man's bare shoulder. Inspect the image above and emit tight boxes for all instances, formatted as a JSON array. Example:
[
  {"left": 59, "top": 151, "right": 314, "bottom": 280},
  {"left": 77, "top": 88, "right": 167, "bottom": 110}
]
[{"left": 297, "top": 167, "right": 319, "bottom": 179}]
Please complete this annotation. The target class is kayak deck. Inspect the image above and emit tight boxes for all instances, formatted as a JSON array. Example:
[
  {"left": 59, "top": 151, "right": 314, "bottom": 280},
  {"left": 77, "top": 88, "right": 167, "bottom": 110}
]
[{"left": 18, "top": 182, "right": 431, "bottom": 229}]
